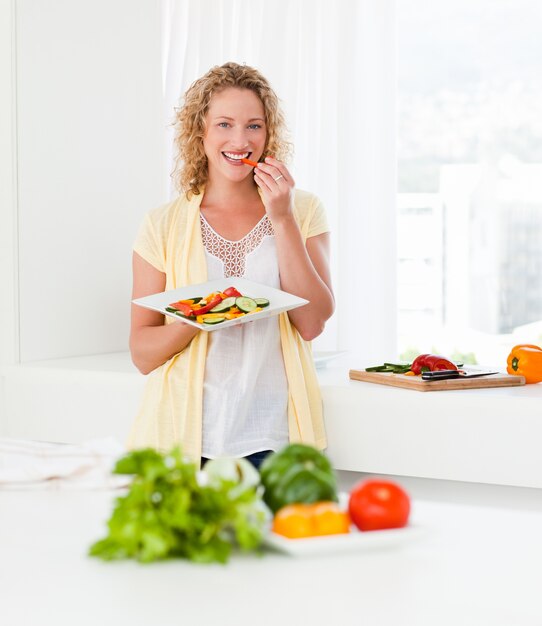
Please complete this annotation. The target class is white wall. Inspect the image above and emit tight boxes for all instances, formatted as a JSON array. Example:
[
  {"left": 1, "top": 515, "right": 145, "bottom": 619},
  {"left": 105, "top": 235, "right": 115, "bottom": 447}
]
[
  {"left": 2, "top": 0, "right": 398, "bottom": 369},
  {"left": 0, "top": 0, "right": 19, "bottom": 427},
  {"left": 11, "top": 0, "right": 165, "bottom": 362}
]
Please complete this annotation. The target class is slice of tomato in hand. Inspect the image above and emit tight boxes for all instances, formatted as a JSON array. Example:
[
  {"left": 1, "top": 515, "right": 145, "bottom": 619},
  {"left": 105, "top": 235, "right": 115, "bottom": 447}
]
[
  {"left": 348, "top": 480, "right": 410, "bottom": 531},
  {"left": 223, "top": 286, "right": 242, "bottom": 298}
]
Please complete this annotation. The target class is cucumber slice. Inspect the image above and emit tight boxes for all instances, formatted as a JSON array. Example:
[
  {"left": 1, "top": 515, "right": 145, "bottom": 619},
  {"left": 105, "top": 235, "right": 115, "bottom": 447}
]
[
  {"left": 203, "top": 317, "right": 226, "bottom": 325},
  {"left": 235, "top": 296, "right": 257, "bottom": 313},
  {"left": 165, "top": 307, "right": 190, "bottom": 319},
  {"left": 254, "top": 298, "right": 270, "bottom": 308},
  {"left": 210, "top": 296, "right": 236, "bottom": 313}
]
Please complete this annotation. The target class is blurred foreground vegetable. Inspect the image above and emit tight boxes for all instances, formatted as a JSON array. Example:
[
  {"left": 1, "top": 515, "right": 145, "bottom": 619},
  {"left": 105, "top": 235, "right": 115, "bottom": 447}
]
[
  {"left": 259, "top": 444, "right": 338, "bottom": 513},
  {"left": 348, "top": 480, "right": 410, "bottom": 531},
  {"left": 507, "top": 344, "right": 542, "bottom": 384},
  {"left": 89, "top": 447, "right": 268, "bottom": 564},
  {"left": 272, "top": 501, "right": 350, "bottom": 538}
]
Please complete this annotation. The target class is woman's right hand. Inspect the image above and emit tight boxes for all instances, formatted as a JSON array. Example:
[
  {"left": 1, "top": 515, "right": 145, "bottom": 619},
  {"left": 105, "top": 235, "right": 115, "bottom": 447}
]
[{"left": 129, "top": 252, "right": 200, "bottom": 374}]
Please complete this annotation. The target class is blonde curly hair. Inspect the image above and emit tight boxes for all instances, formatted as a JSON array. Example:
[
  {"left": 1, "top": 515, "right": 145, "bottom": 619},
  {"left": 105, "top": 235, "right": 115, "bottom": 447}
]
[{"left": 171, "top": 62, "right": 292, "bottom": 197}]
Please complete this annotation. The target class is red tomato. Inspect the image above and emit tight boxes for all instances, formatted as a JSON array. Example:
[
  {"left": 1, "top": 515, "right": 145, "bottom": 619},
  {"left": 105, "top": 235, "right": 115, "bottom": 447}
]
[{"left": 348, "top": 480, "right": 410, "bottom": 531}]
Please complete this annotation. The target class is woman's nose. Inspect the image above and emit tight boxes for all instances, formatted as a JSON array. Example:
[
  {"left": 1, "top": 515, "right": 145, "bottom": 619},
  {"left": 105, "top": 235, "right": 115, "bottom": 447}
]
[{"left": 231, "top": 127, "right": 250, "bottom": 148}]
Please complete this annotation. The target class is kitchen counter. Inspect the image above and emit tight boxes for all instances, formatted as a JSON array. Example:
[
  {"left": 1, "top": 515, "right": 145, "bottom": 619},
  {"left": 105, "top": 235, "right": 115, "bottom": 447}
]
[
  {"left": 1, "top": 488, "right": 542, "bottom": 626},
  {"left": 3, "top": 351, "right": 542, "bottom": 489},
  {"left": 320, "top": 353, "right": 542, "bottom": 489}
]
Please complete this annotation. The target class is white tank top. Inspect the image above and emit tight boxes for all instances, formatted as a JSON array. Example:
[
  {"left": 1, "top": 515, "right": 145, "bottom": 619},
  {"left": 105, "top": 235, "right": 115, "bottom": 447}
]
[{"left": 200, "top": 213, "right": 289, "bottom": 458}]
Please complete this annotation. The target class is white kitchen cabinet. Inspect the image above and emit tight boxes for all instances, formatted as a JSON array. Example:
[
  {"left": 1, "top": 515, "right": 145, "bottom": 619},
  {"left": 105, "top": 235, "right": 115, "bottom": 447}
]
[{"left": 3, "top": 351, "right": 542, "bottom": 489}]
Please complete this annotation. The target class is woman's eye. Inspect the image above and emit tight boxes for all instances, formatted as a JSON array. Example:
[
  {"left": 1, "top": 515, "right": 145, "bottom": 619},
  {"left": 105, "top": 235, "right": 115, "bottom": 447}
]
[
  {"left": 248, "top": 124, "right": 262, "bottom": 130},
  {"left": 218, "top": 122, "right": 230, "bottom": 128}
]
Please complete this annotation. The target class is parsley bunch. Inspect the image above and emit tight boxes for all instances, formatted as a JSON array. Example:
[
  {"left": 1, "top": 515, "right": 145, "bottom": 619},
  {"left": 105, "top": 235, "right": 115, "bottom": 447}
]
[{"left": 89, "top": 447, "right": 268, "bottom": 564}]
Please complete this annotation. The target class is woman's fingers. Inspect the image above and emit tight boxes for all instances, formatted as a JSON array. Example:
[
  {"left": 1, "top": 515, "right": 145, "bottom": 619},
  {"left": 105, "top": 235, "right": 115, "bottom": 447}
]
[
  {"left": 256, "top": 157, "right": 294, "bottom": 187},
  {"left": 254, "top": 168, "right": 274, "bottom": 193}
]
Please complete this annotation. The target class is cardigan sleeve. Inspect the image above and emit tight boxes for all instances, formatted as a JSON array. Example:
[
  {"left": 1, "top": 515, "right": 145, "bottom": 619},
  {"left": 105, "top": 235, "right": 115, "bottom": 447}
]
[
  {"left": 307, "top": 195, "right": 330, "bottom": 239},
  {"left": 133, "top": 208, "right": 168, "bottom": 273}
]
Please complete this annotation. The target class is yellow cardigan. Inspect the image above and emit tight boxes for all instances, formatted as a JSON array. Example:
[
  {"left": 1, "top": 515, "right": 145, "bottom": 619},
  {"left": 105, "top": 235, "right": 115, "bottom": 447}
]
[{"left": 128, "top": 188, "right": 328, "bottom": 461}]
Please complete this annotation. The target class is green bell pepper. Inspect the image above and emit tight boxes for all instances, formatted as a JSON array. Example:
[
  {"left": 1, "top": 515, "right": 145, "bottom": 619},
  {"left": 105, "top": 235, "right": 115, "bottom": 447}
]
[{"left": 259, "top": 444, "right": 338, "bottom": 513}]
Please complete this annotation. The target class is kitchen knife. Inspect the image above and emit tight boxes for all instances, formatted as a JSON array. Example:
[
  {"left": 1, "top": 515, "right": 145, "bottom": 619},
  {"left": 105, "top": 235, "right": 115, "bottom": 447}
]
[{"left": 421, "top": 370, "right": 499, "bottom": 381}]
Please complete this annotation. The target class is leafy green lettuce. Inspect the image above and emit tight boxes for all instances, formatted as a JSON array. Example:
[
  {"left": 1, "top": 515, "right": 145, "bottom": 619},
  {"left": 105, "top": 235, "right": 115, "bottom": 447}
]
[{"left": 89, "top": 447, "right": 269, "bottom": 564}]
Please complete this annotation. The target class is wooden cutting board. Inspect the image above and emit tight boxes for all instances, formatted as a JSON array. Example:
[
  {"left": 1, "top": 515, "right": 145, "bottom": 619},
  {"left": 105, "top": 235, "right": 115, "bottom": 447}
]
[{"left": 349, "top": 369, "right": 525, "bottom": 392}]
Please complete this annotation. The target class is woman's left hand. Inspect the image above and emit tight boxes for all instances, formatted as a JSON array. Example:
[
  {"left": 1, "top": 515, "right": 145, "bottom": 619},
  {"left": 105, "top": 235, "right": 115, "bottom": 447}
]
[{"left": 254, "top": 157, "right": 295, "bottom": 224}]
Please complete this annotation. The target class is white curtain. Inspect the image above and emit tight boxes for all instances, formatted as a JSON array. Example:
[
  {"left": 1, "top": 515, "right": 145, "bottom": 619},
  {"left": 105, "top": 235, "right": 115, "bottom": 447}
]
[{"left": 161, "top": 0, "right": 397, "bottom": 360}]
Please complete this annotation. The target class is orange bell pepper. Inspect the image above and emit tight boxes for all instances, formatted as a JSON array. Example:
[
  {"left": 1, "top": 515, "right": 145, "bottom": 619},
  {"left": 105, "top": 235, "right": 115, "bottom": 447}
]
[
  {"left": 272, "top": 502, "right": 350, "bottom": 539},
  {"left": 507, "top": 344, "right": 542, "bottom": 384}
]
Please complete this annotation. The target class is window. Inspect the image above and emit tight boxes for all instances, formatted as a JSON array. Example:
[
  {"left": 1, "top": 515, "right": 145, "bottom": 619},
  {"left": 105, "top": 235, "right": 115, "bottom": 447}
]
[{"left": 397, "top": 0, "right": 542, "bottom": 364}]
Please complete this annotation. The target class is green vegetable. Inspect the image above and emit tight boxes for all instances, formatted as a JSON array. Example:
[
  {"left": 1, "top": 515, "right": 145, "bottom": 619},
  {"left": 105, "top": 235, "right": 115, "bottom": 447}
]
[
  {"left": 235, "top": 296, "right": 257, "bottom": 313},
  {"left": 89, "top": 447, "right": 268, "bottom": 564},
  {"left": 254, "top": 298, "right": 270, "bottom": 308},
  {"left": 203, "top": 317, "right": 226, "bottom": 325},
  {"left": 165, "top": 306, "right": 190, "bottom": 319},
  {"left": 204, "top": 457, "right": 261, "bottom": 498},
  {"left": 365, "top": 362, "right": 412, "bottom": 373},
  {"left": 259, "top": 444, "right": 338, "bottom": 513},
  {"left": 209, "top": 297, "right": 236, "bottom": 313}
]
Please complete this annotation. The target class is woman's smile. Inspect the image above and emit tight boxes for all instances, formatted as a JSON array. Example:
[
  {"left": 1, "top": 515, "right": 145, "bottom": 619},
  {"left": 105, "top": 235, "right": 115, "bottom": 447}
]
[
  {"left": 203, "top": 87, "right": 266, "bottom": 181},
  {"left": 222, "top": 150, "right": 252, "bottom": 165}
]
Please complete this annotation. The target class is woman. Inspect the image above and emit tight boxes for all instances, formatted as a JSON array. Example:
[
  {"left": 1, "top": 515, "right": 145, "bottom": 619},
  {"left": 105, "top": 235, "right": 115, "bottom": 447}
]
[{"left": 128, "top": 62, "right": 334, "bottom": 468}]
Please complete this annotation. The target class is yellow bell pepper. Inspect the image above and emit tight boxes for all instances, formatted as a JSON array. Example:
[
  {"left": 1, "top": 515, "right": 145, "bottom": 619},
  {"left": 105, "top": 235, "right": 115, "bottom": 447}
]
[
  {"left": 196, "top": 312, "right": 245, "bottom": 323},
  {"left": 507, "top": 344, "right": 542, "bottom": 384}
]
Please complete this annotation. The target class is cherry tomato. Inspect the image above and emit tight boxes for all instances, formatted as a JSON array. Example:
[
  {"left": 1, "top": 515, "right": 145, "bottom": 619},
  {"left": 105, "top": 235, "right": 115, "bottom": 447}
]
[{"left": 348, "top": 480, "right": 410, "bottom": 531}]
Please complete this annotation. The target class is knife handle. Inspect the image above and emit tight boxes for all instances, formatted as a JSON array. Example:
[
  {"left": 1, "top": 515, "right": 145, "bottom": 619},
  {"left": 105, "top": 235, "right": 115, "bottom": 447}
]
[{"left": 421, "top": 370, "right": 461, "bottom": 380}]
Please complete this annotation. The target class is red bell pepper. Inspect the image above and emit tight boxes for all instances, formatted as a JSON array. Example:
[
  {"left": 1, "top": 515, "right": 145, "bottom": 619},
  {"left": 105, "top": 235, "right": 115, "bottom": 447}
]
[
  {"left": 410, "top": 354, "right": 429, "bottom": 374},
  {"left": 169, "top": 302, "right": 195, "bottom": 317},
  {"left": 411, "top": 354, "right": 457, "bottom": 374},
  {"left": 425, "top": 355, "right": 457, "bottom": 371},
  {"left": 192, "top": 294, "right": 223, "bottom": 315},
  {"left": 223, "top": 286, "right": 242, "bottom": 298}
]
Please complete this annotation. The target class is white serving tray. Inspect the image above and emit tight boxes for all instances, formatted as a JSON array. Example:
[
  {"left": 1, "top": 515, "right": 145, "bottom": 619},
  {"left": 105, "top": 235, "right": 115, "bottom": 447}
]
[
  {"left": 262, "top": 492, "right": 426, "bottom": 557},
  {"left": 132, "top": 278, "right": 308, "bottom": 332},
  {"left": 263, "top": 523, "right": 425, "bottom": 557}
]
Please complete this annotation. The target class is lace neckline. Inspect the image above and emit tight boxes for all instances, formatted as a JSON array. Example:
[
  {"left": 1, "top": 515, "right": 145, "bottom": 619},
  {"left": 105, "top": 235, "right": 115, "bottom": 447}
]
[
  {"left": 199, "top": 213, "right": 268, "bottom": 244},
  {"left": 200, "top": 213, "right": 275, "bottom": 278}
]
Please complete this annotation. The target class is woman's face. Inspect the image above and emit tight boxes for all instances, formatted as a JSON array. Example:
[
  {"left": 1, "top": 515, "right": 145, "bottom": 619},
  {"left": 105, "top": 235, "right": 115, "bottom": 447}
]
[{"left": 203, "top": 87, "right": 267, "bottom": 184}]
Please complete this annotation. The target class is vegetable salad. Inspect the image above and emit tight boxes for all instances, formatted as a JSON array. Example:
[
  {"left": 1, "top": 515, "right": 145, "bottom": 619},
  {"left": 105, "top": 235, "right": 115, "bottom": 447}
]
[{"left": 166, "top": 285, "right": 270, "bottom": 325}]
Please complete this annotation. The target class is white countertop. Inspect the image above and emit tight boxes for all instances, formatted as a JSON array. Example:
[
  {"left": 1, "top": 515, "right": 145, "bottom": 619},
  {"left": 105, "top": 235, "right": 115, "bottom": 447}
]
[
  {"left": 319, "top": 353, "right": 542, "bottom": 489},
  {"left": 4, "top": 350, "right": 542, "bottom": 489},
  {"left": 1, "top": 488, "right": 541, "bottom": 626}
]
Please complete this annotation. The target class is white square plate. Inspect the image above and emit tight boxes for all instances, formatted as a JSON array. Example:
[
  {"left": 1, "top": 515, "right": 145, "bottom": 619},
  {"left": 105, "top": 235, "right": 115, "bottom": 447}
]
[
  {"left": 132, "top": 278, "right": 308, "bottom": 332},
  {"left": 263, "top": 523, "right": 426, "bottom": 557},
  {"left": 262, "top": 492, "right": 426, "bottom": 557}
]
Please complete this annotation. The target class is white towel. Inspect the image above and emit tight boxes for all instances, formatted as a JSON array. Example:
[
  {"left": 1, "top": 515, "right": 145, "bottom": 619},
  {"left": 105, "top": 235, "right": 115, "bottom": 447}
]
[{"left": 0, "top": 437, "right": 131, "bottom": 490}]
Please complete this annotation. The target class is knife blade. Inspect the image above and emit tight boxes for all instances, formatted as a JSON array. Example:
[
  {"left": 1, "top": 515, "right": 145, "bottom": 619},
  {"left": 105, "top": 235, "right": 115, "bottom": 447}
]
[{"left": 421, "top": 370, "right": 499, "bottom": 381}]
